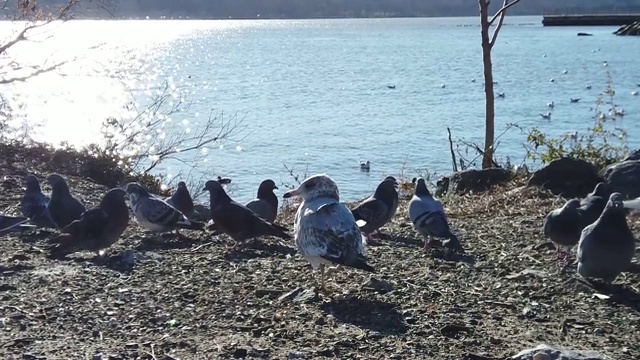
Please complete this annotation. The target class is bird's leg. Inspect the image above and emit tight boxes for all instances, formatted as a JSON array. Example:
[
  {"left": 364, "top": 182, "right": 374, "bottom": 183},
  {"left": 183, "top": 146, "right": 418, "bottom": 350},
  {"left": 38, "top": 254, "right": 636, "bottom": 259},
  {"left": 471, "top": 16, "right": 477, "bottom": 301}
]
[
  {"left": 423, "top": 236, "right": 432, "bottom": 251},
  {"left": 320, "top": 264, "right": 326, "bottom": 292},
  {"left": 365, "top": 233, "right": 381, "bottom": 246}
]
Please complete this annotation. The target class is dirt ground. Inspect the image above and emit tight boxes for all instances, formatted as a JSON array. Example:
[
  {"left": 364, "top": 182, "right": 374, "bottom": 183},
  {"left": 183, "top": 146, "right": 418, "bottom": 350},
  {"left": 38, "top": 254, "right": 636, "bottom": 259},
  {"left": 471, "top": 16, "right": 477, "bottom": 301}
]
[{"left": 0, "top": 165, "right": 639, "bottom": 359}]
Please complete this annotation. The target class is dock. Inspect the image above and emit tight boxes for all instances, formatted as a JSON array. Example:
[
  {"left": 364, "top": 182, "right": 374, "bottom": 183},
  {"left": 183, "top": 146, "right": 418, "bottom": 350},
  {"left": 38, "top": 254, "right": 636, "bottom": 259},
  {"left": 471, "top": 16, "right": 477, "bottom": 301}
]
[{"left": 542, "top": 7, "right": 640, "bottom": 26}]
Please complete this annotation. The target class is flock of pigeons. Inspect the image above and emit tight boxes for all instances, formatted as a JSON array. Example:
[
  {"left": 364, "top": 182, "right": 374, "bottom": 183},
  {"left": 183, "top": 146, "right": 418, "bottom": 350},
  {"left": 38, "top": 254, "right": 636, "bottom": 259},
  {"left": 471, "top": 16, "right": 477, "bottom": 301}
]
[
  {"left": 544, "top": 183, "right": 638, "bottom": 284},
  {"left": 1, "top": 172, "right": 637, "bottom": 289},
  {"left": 0, "top": 173, "right": 459, "bottom": 290}
]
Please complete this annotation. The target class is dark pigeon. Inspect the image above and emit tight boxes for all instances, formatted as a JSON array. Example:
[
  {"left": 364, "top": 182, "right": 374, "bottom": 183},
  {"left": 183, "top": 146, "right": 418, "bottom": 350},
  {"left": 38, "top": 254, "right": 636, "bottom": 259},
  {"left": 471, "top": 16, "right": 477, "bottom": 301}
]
[
  {"left": 48, "top": 188, "right": 130, "bottom": 258},
  {"left": 543, "top": 199, "right": 583, "bottom": 261},
  {"left": 46, "top": 174, "right": 87, "bottom": 230},
  {"left": 0, "top": 214, "right": 35, "bottom": 237},
  {"left": 165, "top": 181, "right": 195, "bottom": 219},
  {"left": 351, "top": 176, "right": 399, "bottom": 245},
  {"left": 577, "top": 193, "right": 636, "bottom": 283},
  {"left": 408, "top": 178, "right": 461, "bottom": 251},
  {"left": 204, "top": 179, "right": 291, "bottom": 251},
  {"left": 245, "top": 179, "right": 279, "bottom": 223},
  {"left": 578, "top": 182, "right": 611, "bottom": 228},
  {"left": 20, "top": 175, "right": 55, "bottom": 228},
  {"left": 126, "top": 182, "right": 204, "bottom": 233}
]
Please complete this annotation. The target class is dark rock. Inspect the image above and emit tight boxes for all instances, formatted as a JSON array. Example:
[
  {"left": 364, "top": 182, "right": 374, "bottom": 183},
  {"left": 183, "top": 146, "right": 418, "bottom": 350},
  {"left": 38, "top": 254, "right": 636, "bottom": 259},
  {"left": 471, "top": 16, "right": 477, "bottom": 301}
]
[
  {"left": 436, "top": 168, "right": 510, "bottom": 196},
  {"left": 511, "top": 344, "right": 610, "bottom": 360},
  {"left": 232, "top": 348, "right": 248, "bottom": 359},
  {"left": 577, "top": 32, "right": 593, "bottom": 36},
  {"left": 527, "top": 158, "right": 601, "bottom": 198},
  {"left": 603, "top": 160, "right": 640, "bottom": 198}
]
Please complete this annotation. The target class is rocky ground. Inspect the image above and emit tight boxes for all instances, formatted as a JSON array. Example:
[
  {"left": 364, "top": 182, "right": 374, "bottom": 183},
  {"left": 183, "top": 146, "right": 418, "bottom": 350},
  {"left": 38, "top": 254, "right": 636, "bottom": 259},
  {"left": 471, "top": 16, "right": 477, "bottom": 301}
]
[{"left": 0, "top": 164, "right": 639, "bottom": 359}]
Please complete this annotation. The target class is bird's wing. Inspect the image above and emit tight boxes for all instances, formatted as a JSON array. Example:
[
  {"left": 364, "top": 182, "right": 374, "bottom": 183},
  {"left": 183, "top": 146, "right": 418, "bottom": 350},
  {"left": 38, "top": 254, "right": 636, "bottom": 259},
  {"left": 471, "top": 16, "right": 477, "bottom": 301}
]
[
  {"left": 409, "top": 196, "right": 452, "bottom": 238},
  {"left": 0, "top": 215, "right": 30, "bottom": 233},
  {"left": 21, "top": 192, "right": 48, "bottom": 218},
  {"left": 351, "top": 197, "right": 388, "bottom": 226},
  {"left": 60, "top": 208, "right": 108, "bottom": 237},
  {"left": 245, "top": 199, "right": 271, "bottom": 220},
  {"left": 140, "top": 196, "right": 185, "bottom": 226},
  {"left": 300, "top": 201, "right": 365, "bottom": 265}
]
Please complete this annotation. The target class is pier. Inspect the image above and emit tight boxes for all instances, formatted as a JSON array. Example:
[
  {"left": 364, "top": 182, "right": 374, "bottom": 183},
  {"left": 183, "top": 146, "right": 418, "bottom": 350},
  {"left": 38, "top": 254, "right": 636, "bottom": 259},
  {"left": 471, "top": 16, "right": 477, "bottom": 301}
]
[{"left": 542, "top": 7, "right": 640, "bottom": 26}]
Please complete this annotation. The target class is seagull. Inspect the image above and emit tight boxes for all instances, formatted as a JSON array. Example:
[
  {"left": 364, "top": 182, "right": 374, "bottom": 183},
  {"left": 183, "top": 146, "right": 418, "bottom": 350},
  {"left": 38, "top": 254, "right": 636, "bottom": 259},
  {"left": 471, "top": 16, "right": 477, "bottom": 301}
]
[
  {"left": 165, "top": 181, "right": 195, "bottom": 219},
  {"left": 540, "top": 112, "right": 552, "bottom": 120},
  {"left": 408, "top": 178, "right": 461, "bottom": 251},
  {"left": 497, "top": 92, "right": 505, "bottom": 98},
  {"left": 21, "top": 174, "right": 54, "bottom": 228},
  {"left": 547, "top": 101, "right": 555, "bottom": 108},
  {"left": 245, "top": 179, "right": 279, "bottom": 223},
  {"left": 0, "top": 214, "right": 35, "bottom": 237},
  {"left": 351, "top": 176, "right": 399, "bottom": 246},
  {"left": 570, "top": 97, "right": 581, "bottom": 103},
  {"left": 550, "top": 78, "right": 555, "bottom": 83},
  {"left": 204, "top": 180, "right": 291, "bottom": 251},
  {"left": 578, "top": 193, "right": 636, "bottom": 283},
  {"left": 46, "top": 174, "right": 86, "bottom": 230},
  {"left": 562, "top": 69, "right": 568, "bottom": 74},
  {"left": 440, "top": 83, "right": 446, "bottom": 88},
  {"left": 471, "top": 79, "right": 476, "bottom": 83},
  {"left": 47, "top": 188, "right": 129, "bottom": 258},
  {"left": 360, "top": 160, "right": 370, "bottom": 172},
  {"left": 632, "top": 91, "right": 638, "bottom": 96},
  {"left": 586, "top": 85, "right": 592, "bottom": 90},
  {"left": 386, "top": 85, "right": 396, "bottom": 89},
  {"left": 126, "top": 182, "right": 204, "bottom": 234},
  {"left": 283, "top": 174, "right": 375, "bottom": 291},
  {"left": 543, "top": 199, "right": 583, "bottom": 262}
]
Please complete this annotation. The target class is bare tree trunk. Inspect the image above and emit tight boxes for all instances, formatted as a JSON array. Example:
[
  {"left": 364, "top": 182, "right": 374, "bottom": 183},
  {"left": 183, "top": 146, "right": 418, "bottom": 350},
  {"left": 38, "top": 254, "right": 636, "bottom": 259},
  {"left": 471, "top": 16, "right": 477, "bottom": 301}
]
[{"left": 479, "top": 0, "right": 495, "bottom": 169}]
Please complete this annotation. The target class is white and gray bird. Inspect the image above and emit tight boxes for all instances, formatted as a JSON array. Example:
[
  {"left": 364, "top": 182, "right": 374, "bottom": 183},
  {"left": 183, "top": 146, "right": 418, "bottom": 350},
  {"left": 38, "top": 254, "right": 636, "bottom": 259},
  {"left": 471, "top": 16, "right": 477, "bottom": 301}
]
[
  {"left": 283, "top": 174, "right": 375, "bottom": 291},
  {"left": 46, "top": 174, "right": 86, "bottom": 230},
  {"left": 577, "top": 193, "right": 636, "bottom": 283},
  {"left": 21, "top": 174, "right": 54, "bottom": 228},
  {"left": 350, "top": 176, "right": 399, "bottom": 245},
  {"left": 540, "top": 112, "right": 552, "bottom": 120},
  {"left": 0, "top": 214, "right": 35, "bottom": 237},
  {"left": 245, "top": 179, "right": 279, "bottom": 223},
  {"left": 408, "top": 178, "right": 461, "bottom": 251},
  {"left": 543, "top": 199, "right": 583, "bottom": 262},
  {"left": 126, "top": 182, "right": 204, "bottom": 234}
]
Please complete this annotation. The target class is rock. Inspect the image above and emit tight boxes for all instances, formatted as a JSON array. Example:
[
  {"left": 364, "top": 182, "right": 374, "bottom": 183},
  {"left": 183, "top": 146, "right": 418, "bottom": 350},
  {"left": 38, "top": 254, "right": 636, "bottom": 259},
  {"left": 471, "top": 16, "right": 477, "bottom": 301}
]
[
  {"left": 278, "top": 287, "right": 319, "bottom": 303},
  {"left": 232, "top": 348, "right": 248, "bottom": 359},
  {"left": 436, "top": 168, "right": 510, "bottom": 196},
  {"left": 602, "top": 160, "right": 640, "bottom": 198},
  {"left": 361, "top": 277, "right": 393, "bottom": 294},
  {"left": 577, "top": 32, "right": 593, "bottom": 36},
  {"left": 511, "top": 344, "right": 612, "bottom": 360},
  {"left": 288, "top": 351, "right": 306, "bottom": 359},
  {"left": 527, "top": 158, "right": 601, "bottom": 198}
]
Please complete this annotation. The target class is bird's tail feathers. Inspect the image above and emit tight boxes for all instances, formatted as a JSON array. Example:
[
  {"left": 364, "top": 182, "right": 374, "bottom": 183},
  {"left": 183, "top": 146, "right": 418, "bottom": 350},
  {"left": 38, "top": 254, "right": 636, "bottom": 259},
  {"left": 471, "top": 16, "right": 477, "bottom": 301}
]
[
  {"left": 0, "top": 218, "right": 32, "bottom": 233},
  {"left": 265, "top": 222, "right": 293, "bottom": 240},
  {"left": 176, "top": 218, "right": 205, "bottom": 231},
  {"left": 352, "top": 255, "right": 376, "bottom": 273},
  {"left": 46, "top": 234, "right": 77, "bottom": 258},
  {"left": 623, "top": 198, "right": 640, "bottom": 211}
]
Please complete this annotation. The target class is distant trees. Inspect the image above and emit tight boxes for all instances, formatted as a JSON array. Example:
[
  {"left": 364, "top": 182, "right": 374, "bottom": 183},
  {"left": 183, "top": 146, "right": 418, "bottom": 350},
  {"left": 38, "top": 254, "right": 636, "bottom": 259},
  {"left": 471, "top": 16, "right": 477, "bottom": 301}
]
[{"left": 478, "top": 0, "right": 522, "bottom": 169}]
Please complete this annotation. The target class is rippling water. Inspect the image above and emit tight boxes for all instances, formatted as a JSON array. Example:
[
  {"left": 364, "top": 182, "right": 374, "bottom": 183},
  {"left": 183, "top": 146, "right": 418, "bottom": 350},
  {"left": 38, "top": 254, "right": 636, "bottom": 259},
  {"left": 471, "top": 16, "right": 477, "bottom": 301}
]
[{"left": 1, "top": 16, "right": 639, "bottom": 202}]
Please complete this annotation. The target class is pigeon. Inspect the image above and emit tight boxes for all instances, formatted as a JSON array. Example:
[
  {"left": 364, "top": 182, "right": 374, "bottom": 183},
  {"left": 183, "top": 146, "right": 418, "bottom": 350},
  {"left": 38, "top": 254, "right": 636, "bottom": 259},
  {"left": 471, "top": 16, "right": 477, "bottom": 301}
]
[
  {"left": 204, "top": 180, "right": 291, "bottom": 250},
  {"left": 283, "top": 174, "right": 375, "bottom": 291},
  {"left": 46, "top": 174, "right": 86, "bottom": 230},
  {"left": 0, "top": 214, "right": 35, "bottom": 237},
  {"left": 47, "top": 188, "right": 130, "bottom": 258},
  {"left": 543, "top": 199, "right": 583, "bottom": 261},
  {"left": 579, "top": 182, "right": 611, "bottom": 227},
  {"left": 165, "top": 181, "right": 195, "bottom": 219},
  {"left": 577, "top": 193, "right": 636, "bottom": 283},
  {"left": 126, "top": 182, "right": 204, "bottom": 233},
  {"left": 245, "top": 179, "right": 279, "bottom": 223},
  {"left": 408, "top": 178, "right": 461, "bottom": 251},
  {"left": 351, "top": 176, "right": 399, "bottom": 245},
  {"left": 20, "top": 174, "right": 55, "bottom": 228}
]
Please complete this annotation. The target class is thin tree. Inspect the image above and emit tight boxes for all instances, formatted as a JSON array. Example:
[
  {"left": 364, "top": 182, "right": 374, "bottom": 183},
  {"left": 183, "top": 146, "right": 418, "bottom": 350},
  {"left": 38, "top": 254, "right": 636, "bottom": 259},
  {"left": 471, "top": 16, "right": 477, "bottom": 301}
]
[{"left": 478, "top": 0, "right": 522, "bottom": 169}]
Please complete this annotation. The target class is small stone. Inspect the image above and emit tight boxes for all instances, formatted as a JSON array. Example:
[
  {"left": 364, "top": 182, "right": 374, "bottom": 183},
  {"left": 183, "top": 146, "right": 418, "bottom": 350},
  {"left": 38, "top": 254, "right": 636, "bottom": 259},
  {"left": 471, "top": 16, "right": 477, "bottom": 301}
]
[
  {"left": 232, "top": 348, "right": 248, "bottom": 359},
  {"left": 361, "top": 277, "right": 393, "bottom": 293},
  {"left": 315, "top": 316, "right": 326, "bottom": 325},
  {"left": 288, "top": 350, "right": 306, "bottom": 359},
  {"left": 92, "top": 354, "right": 103, "bottom": 360}
]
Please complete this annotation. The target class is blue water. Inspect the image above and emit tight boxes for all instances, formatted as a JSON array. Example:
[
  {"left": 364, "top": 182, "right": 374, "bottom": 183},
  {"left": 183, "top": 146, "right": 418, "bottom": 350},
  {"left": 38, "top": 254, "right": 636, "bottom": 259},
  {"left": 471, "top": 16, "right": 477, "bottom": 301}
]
[{"left": 2, "top": 16, "right": 639, "bottom": 202}]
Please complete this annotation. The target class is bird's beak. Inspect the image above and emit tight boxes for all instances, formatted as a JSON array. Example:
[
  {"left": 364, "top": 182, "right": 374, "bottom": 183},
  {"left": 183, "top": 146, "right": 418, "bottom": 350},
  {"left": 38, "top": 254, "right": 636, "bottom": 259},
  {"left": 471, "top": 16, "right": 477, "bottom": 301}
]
[
  {"left": 283, "top": 189, "right": 298, "bottom": 199},
  {"left": 202, "top": 187, "right": 207, "bottom": 191},
  {"left": 274, "top": 185, "right": 279, "bottom": 190}
]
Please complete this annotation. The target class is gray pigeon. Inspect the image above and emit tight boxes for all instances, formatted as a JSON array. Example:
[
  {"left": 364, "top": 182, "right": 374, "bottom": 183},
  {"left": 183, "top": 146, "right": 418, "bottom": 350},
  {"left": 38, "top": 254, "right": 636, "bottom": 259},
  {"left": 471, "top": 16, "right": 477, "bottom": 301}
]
[
  {"left": 165, "top": 181, "right": 195, "bottom": 219},
  {"left": 578, "top": 182, "right": 611, "bottom": 228},
  {"left": 204, "top": 179, "right": 291, "bottom": 251},
  {"left": 21, "top": 175, "right": 55, "bottom": 228},
  {"left": 543, "top": 199, "right": 583, "bottom": 261},
  {"left": 47, "top": 188, "right": 130, "bottom": 258},
  {"left": 408, "top": 178, "right": 461, "bottom": 251},
  {"left": 0, "top": 214, "right": 35, "bottom": 237},
  {"left": 245, "top": 179, "right": 279, "bottom": 223},
  {"left": 283, "top": 174, "right": 374, "bottom": 291},
  {"left": 46, "top": 174, "right": 87, "bottom": 230},
  {"left": 577, "top": 193, "right": 636, "bottom": 283},
  {"left": 126, "top": 182, "right": 204, "bottom": 233},
  {"left": 351, "top": 176, "right": 399, "bottom": 245}
]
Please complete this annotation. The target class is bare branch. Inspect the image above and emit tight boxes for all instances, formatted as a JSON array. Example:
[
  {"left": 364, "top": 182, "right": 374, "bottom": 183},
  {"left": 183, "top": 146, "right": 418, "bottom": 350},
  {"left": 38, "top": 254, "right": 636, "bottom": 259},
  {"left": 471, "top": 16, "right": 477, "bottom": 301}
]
[
  {"left": 0, "top": 59, "right": 68, "bottom": 84},
  {"left": 488, "top": 0, "right": 523, "bottom": 25}
]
